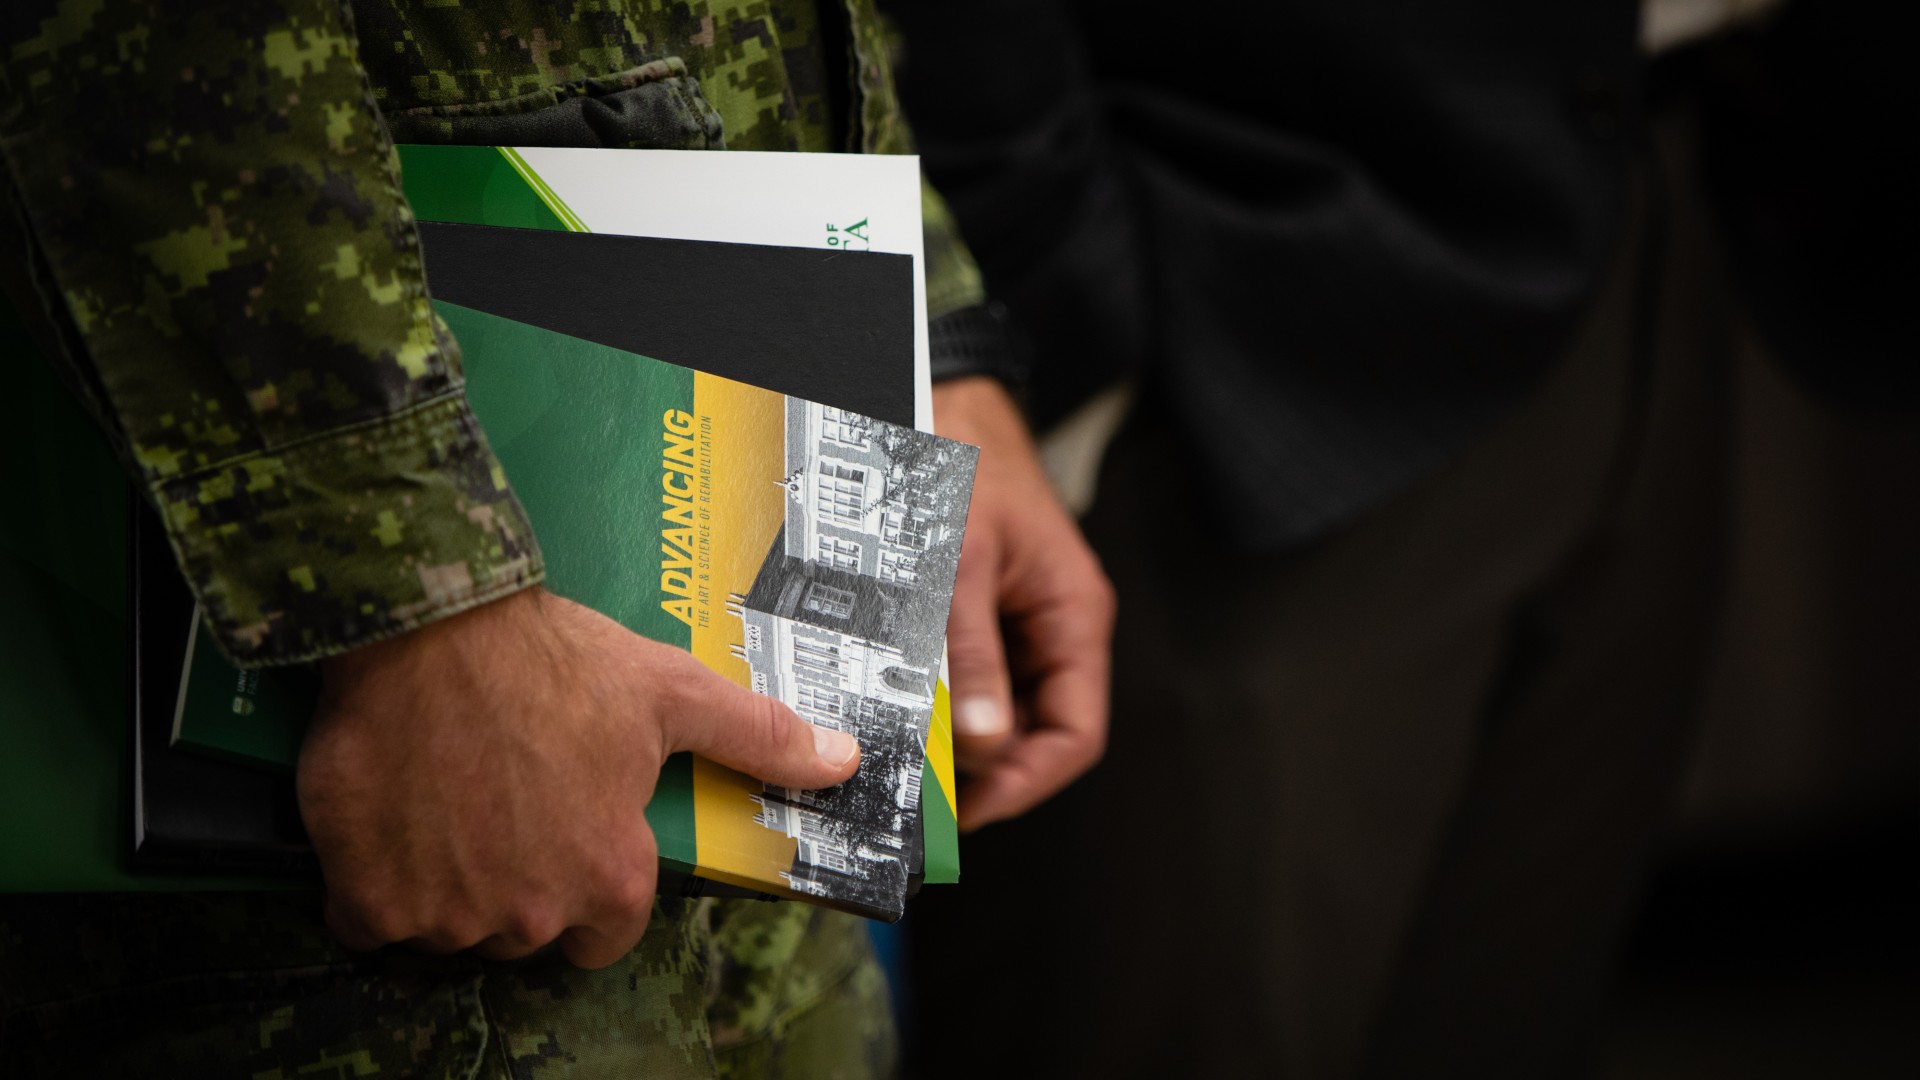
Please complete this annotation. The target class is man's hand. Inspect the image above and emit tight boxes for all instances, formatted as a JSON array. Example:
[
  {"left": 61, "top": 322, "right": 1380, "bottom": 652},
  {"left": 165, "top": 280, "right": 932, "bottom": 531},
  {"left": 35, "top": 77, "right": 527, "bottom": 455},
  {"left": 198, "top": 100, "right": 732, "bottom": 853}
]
[
  {"left": 935, "top": 376, "right": 1115, "bottom": 831},
  {"left": 297, "top": 587, "right": 860, "bottom": 969}
]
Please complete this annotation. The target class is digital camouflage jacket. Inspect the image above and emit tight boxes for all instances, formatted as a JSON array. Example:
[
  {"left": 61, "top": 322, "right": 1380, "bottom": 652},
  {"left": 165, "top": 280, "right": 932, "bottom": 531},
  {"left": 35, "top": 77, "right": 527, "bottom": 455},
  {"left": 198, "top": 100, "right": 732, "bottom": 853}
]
[{"left": 0, "top": 0, "right": 982, "bottom": 666}]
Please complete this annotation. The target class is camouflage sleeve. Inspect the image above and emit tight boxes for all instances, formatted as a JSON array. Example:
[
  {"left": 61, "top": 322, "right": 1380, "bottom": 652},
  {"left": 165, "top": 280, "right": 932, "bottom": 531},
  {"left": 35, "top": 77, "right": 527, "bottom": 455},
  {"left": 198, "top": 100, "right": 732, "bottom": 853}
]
[
  {"left": 921, "top": 175, "right": 986, "bottom": 321},
  {"left": 0, "top": 0, "right": 542, "bottom": 667}
]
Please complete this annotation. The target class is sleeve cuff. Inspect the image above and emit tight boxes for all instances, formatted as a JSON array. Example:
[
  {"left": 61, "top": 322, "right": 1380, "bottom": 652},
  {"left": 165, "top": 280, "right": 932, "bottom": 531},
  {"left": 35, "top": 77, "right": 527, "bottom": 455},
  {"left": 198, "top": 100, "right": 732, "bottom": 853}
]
[
  {"left": 156, "top": 392, "right": 543, "bottom": 667},
  {"left": 929, "top": 300, "right": 1027, "bottom": 387}
]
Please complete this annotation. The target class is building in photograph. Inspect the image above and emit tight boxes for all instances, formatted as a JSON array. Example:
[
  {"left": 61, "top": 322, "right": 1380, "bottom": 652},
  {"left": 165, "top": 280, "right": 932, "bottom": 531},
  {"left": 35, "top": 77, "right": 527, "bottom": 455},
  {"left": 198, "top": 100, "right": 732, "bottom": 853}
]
[{"left": 726, "top": 400, "right": 973, "bottom": 903}]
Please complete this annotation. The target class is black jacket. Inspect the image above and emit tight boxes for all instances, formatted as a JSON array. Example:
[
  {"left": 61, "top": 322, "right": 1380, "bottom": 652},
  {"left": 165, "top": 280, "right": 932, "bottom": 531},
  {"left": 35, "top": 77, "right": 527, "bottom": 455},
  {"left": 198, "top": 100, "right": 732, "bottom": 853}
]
[{"left": 893, "top": 0, "right": 1640, "bottom": 547}]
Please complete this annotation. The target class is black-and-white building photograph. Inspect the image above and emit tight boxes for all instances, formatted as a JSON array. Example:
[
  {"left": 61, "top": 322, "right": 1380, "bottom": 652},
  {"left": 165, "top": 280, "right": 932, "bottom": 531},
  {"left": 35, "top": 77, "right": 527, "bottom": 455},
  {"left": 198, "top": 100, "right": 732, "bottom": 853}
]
[{"left": 727, "top": 398, "right": 976, "bottom": 914}]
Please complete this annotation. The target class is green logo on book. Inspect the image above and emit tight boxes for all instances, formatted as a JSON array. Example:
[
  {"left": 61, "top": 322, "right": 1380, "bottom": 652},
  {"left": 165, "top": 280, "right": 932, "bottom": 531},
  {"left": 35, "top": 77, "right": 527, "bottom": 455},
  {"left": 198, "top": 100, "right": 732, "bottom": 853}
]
[{"left": 826, "top": 218, "right": 870, "bottom": 251}]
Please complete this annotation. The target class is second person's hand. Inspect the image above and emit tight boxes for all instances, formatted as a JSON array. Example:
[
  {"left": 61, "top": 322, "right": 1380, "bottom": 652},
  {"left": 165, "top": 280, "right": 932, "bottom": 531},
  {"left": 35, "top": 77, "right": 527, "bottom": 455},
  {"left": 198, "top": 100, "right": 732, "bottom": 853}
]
[{"left": 934, "top": 376, "right": 1116, "bottom": 831}]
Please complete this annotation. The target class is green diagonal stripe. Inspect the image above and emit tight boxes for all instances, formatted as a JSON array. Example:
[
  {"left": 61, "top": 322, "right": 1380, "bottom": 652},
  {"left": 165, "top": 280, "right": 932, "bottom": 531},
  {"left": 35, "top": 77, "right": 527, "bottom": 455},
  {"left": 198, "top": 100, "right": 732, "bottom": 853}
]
[
  {"left": 922, "top": 764, "right": 959, "bottom": 883},
  {"left": 497, "top": 147, "right": 589, "bottom": 233},
  {"left": 397, "top": 145, "right": 569, "bottom": 232}
]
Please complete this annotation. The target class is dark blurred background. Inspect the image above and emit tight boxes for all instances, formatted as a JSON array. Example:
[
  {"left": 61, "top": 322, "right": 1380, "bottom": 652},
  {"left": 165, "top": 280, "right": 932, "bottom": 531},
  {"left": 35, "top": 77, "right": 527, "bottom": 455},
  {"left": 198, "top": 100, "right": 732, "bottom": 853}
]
[
  {"left": 1596, "top": 303, "right": 1919, "bottom": 1078},
  {"left": 1601, "top": 10, "right": 1918, "bottom": 1073},
  {"left": 886, "top": 2, "right": 1917, "bottom": 1074}
]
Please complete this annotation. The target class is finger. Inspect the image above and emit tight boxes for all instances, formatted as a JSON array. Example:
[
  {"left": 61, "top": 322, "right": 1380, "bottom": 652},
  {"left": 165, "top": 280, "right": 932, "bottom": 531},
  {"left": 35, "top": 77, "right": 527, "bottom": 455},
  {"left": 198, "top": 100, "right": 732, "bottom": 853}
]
[
  {"left": 557, "top": 923, "right": 643, "bottom": 970},
  {"left": 945, "top": 523, "right": 1017, "bottom": 769},
  {"left": 400, "top": 914, "right": 495, "bottom": 956},
  {"left": 956, "top": 663, "right": 1108, "bottom": 830},
  {"left": 557, "top": 881, "right": 654, "bottom": 970},
  {"left": 471, "top": 906, "right": 569, "bottom": 962},
  {"left": 403, "top": 933, "right": 481, "bottom": 956},
  {"left": 657, "top": 657, "right": 861, "bottom": 791},
  {"left": 958, "top": 588, "right": 1112, "bottom": 830},
  {"left": 557, "top": 835, "right": 659, "bottom": 970},
  {"left": 472, "top": 935, "right": 550, "bottom": 962},
  {"left": 322, "top": 895, "right": 390, "bottom": 953}
]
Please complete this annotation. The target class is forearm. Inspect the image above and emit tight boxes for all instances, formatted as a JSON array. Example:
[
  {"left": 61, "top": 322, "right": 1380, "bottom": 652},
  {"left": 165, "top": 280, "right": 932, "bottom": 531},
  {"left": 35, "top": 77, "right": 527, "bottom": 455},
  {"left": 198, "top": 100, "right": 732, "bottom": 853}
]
[{"left": 1, "top": 0, "right": 540, "bottom": 665}]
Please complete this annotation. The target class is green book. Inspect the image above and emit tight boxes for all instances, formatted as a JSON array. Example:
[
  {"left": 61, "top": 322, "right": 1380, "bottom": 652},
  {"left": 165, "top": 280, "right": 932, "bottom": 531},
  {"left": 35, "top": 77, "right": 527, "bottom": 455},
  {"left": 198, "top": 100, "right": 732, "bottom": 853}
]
[
  {"left": 0, "top": 290, "right": 304, "bottom": 891},
  {"left": 3, "top": 148, "right": 966, "bottom": 902},
  {"left": 169, "top": 290, "right": 973, "bottom": 917}
]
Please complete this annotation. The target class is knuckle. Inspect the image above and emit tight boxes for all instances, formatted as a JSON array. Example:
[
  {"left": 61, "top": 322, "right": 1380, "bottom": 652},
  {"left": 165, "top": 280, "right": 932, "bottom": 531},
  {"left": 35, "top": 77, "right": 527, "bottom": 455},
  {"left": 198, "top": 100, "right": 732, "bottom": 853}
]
[
  {"left": 1084, "top": 567, "right": 1119, "bottom": 622},
  {"left": 646, "top": 649, "right": 704, "bottom": 705},
  {"left": 944, "top": 634, "right": 1005, "bottom": 676},
  {"left": 332, "top": 889, "right": 406, "bottom": 946},
  {"left": 1081, "top": 725, "right": 1110, "bottom": 769},
  {"left": 561, "top": 931, "right": 627, "bottom": 971},
  {"left": 948, "top": 575, "right": 995, "bottom": 616},
  {"left": 434, "top": 914, "right": 490, "bottom": 952},
  {"left": 1068, "top": 704, "right": 1110, "bottom": 764},
  {"left": 322, "top": 900, "right": 365, "bottom": 944},
  {"left": 601, "top": 869, "right": 657, "bottom": 921},
  {"left": 356, "top": 911, "right": 411, "bottom": 948},
  {"left": 504, "top": 905, "right": 565, "bottom": 948},
  {"left": 748, "top": 692, "right": 795, "bottom": 755}
]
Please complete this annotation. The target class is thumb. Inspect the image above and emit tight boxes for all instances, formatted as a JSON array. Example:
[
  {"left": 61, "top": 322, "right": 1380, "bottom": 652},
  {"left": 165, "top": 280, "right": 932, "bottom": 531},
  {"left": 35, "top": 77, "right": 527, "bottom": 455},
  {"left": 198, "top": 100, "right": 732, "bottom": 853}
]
[
  {"left": 659, "top": 660, "right": 861, "bottom": 790},
  {"left": 945, "top": 527, "right": 1015, "bottom": 766}
]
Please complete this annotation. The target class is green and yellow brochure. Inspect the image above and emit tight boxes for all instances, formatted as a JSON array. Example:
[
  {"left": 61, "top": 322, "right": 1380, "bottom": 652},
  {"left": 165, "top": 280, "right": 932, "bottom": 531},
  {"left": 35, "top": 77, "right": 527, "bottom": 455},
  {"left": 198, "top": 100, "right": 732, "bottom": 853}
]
[
  {"left": 167, "top": 147, "right": 964, "bottom": 906},
  {"left": 5, "top": 147, "right": 968, "bottom": 901},
  {"left": 457, "top": 300, "right": 973, "bottom": 918},
  {"left": 171, "top": 294, "right": 972, "bottom": 918}
]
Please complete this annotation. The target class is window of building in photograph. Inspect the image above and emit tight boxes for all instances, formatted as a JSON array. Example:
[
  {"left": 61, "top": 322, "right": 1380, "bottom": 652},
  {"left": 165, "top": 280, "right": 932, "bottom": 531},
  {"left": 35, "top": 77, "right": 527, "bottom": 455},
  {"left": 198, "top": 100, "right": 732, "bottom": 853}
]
[
  {"left": 793, "top": 638, "right": 846, "bottom": 685},
  {"left": 796, "top": 685, "right": 843, "bottom": 722},
  {"left": 816, "top": 535, "right": 862, "bottom": 572},
  {"left": 752, "top": 798, "right": 789, "bottom": 832},
  {"left": 882, "top": 665, "right": 930, "bottom": 698},
  {"left": 797, "top": 810, "right": 833, "bottom": 843},
  {"left": 796, "top": 837, "right": 855, "bottom": 876},
  {"left": 816, "top": 461, "right": 866, "bottom": 524},
  {"left": 883, "top": 511, "right": 932, "bottom": 550},
  {"left": 802, "top": 581, "right": 856, "bottom": 620},
  {"left": 821, "top": 407, "right": 871, "bottom": 449},
  {"left": 879, "top": 550, "right": 918, "bottom": 584}
]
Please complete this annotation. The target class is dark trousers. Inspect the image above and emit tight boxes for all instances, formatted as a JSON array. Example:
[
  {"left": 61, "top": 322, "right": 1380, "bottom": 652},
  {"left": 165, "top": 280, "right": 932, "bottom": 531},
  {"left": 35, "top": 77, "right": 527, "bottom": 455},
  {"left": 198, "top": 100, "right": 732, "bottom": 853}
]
[{"left": 907, "top": 108, "right": 1733, "bottom": 1079}]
